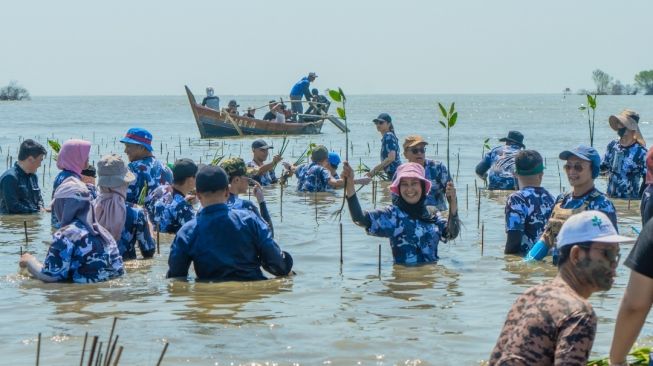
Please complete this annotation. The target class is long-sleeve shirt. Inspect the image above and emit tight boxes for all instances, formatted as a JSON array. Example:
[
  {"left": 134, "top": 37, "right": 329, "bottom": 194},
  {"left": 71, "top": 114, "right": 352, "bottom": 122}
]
[
  {"left": 167, "top": 203, "right": 292, "bottom": 281},
  {"left": 476, "top": 144, "right": 522, "bottom": 190},
  {"left": 148, "top": 185, "right": 196, "bottom": 233},
  {"left": 126, "top": 156, "right": 173, "bottom": 204},
  {"left": 289, "top": 77, "right": 312, "bottom": 100},
  {"left": 423, "top": 159, "right": 452, "bottom": 211},
  {"left": 600, "top": 139, "right": 647, "bottom": 199},
  {"left": 0, "top": 162, "right": 43, "bottom": 214},
  {"left": 380, "top": 132, "right": 401, "bottom": 179},
  {"left": 118, "top": 203, "right": 156, "bottom": 260},
  {"left": 226, "top": 193, "right": 274, "bottom": 237}
]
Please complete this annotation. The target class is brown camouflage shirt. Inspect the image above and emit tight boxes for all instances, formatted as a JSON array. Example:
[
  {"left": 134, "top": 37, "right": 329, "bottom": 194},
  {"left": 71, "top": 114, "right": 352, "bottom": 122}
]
[{"left": 489, "top": 277, "right": 597, "bottom": 366}]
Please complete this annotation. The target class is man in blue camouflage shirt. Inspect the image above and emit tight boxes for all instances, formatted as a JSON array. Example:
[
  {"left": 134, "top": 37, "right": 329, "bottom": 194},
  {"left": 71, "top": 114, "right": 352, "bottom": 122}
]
[
  {"left": 402, "top": 135, "right": 452, "bottom": 212},
  {"left": 504, "top": 150, "right": 555, "bottom": 255},
  {"left": 247, "top": 139, "right": 282, "bottom": 186},
  {"left": 296, "top": 145, "right": 343, "bottom": 192},
  {"left": 601, "top": 109, "right": 647, "bottom": 199},
  {"left": 148, "top": 158, "right": 198, "bottom": 234},
  {"left": 476, "top": 131, "right": 525, "bottom": 190},
  {"left": 120, "top": 127, "right": 173, "bottom": 204}
]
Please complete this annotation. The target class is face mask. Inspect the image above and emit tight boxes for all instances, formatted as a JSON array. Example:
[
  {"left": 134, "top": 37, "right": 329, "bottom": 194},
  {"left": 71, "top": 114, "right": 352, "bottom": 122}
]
[{"left": 617, "top": 127, "right": 628, "bottom": 137}]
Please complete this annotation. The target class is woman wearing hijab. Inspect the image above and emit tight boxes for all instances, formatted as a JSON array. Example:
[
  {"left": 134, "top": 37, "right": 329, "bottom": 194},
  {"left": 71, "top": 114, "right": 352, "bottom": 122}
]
[
  {"left": 342, "top": 162, "right": 460, "bottom": 264},
  {"left": 95, "top": 154, "right": 155, "bottom": 260},
  {"left": 19, "top": 178, "right": 124, "bottom": 283},
  {"left": 51, "top": 139, "right": 91, "bottom": 228}
]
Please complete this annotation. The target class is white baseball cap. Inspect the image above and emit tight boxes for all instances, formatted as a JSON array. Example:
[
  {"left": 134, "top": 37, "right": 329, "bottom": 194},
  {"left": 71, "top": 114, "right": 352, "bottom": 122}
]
[{"left": 557, "top": 210, "right": 634, "bottom": 248}]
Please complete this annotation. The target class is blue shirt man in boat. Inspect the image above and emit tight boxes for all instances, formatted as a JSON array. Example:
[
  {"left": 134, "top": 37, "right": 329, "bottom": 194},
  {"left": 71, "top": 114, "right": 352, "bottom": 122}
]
[
  {"left": 19, "top": 178, "right": 124, "bottom": 283},
  {"left": 289, "top": 72, "right": 317, "bottom": 119},
  {"left": 600, "top": 109, "right": 647, "bottom": 199},
  {"left": 120, "top": 127, "right": 173, "bottom": 204},
  {"left": 296, "top": 145, "right": 344, "bottom": 193},
  {"left": 0, "top": 139, "right": 46, "bottom": 214},
  {"left": 201, "top": 87, "right": 220, "bottom": 110},
  {"left": 247, "top": 139, "right": 282, "bottom": 186},
  {"left": 221, "top": 157, "right": 274, "bottom": 236},
  {"left": 402, "top": 135, "right": 452, "bottom": 212},
  {"left": 526, "top": 145, "right": 618, "bottom": 261},
  {"left": 148, "top": 158, "right": 198, "bottom": 234},
  {"left": 475, "top": 131, "right": 525, "bottom": 190},
  {"left": 343, "top": 161, "right": 460, "bottom": 265},
  {"left": 504, "top": 150, "right": 555, "bottom": 255},
  {"left": 95, "top": 154, "right": 156, "bottom": 260},
  {"left": 167, "top": 165, "right": 293, "bottom": 281}
]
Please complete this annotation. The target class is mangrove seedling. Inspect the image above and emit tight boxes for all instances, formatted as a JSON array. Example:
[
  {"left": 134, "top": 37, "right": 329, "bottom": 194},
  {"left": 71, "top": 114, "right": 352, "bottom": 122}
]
[
  {"left": 578, "top": 94, "right": 597, "bottom": 147},
  {"left": 327, "top": 87, "right": 349, "bottom": 221},
  {"left": 47, "top": 139, "right": 61, "bottom": 161},
  {"left": 438, "top": 102, "right": 458, "bottom": 170}
]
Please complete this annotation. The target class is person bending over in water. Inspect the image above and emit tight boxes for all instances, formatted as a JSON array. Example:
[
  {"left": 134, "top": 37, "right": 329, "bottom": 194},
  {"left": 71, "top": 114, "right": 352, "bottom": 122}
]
[
  {"left": 20, "top": 178, "right": 124, "bottom": 283},
  {"left": 342, "top": 161, "right": 460, "bottom": 265}
]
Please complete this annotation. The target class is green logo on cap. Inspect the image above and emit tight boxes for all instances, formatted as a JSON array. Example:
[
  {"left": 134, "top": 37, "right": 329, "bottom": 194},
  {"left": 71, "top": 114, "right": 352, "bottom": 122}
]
[{"left": 592, "top": 216, "right": 602, "bottom": 227}]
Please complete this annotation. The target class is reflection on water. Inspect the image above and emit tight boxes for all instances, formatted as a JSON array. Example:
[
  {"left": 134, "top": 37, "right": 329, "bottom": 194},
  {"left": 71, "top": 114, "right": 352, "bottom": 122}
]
[{"left": 378, "top": 264, "right": 461, "bottom": 307}]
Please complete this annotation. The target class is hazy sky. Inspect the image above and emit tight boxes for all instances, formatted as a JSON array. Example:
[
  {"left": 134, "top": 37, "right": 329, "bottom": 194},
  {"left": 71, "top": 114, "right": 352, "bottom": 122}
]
[{"left": 2, "top": 0, "right": 651, "bottom": 95}]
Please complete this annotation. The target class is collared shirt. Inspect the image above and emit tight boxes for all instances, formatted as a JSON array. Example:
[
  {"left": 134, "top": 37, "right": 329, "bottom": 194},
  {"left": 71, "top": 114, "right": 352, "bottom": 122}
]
[
  {"left": 556, "top": 188, "right": 618, "bottom": 230},
  {"left": 366, "top": 205, "right": 450, "bottom": 265},
  {"left": 126, "top": 156, "right": 173, "bottom": 204},
  {"left": 41, "top": 220, "right": 124, "bottom": 283},
  {"left": 167, "top": 203, "right": 292, "bottom": 281},
  {"left": 118, "top": 203, "right": 156, "bottom": 260},
  {"left": 477, "top": 144, "right": 522, "bottom": 190},
  {"left": 0, "top": 162, "right": 43, "bottom": 214},
  {"left": 505, "top": 186, "right": 555, "bottom": 253},
  {"left": 148, "top": 185, "right": 196, "bottom": 233},
  {"left": 297, "top": 162, "right": 332, "bottom": 192},
  {"left": 289, "top": 77, "right": 312, "bottom": 100},
  {"left": 51, "top": 170, "right": 81, "bottom": 228},
  {"left": 489, "top": 278, "right": 597, "bottom": 366},
  {"left": 226, "top": 193, "right": 273, "bottom": 236},
  {"left": 380, "top": 132, "right": 401, "bottom": 179},
  {"left": 423, "top": 159, "right": 452, "bottom": 211},
  {"left": 247, "top": 160, "right": 278, "bottom": 186},
  {"left": 600, "top": 139, "right": 647, "bottom": 199}
]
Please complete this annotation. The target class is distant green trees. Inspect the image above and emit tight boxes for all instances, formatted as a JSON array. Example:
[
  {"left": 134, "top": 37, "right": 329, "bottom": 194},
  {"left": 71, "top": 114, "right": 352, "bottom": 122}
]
[
  {"left": 0, "top": 81, "right": 30, "bottom": 101},
  {"left": 582, "top": 69, "right": 653, "bottom": 95},
  {"left": 634, "top": 70, "right": 653, "bottom": 95}
]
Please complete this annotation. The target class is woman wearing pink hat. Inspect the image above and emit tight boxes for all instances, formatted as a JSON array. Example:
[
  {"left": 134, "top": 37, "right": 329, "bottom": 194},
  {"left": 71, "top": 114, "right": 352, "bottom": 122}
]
[{"left": 341, "top": 162, "right": 459, "bottom": 264}]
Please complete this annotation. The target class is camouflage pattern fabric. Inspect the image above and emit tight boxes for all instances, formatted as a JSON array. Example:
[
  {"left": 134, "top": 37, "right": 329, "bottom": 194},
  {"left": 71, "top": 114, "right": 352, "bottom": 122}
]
[
  {"left": 481, "top": 144, "right": 522, "bottom": 190},
  {"left": 247, "top": 160, "right": 278, "bottom": 186},
  {"left": 380, "top": 132, "right": 401, "bottom": 178},
  {"left": 505, "top": 186, "right": 555, "bottom": 253},
  {"left": 423, "top": 159, "right": 452, "bottom": 211},
  {"left": 600, "top": 140, "right": 647, "bottom": 199},
  {"left": 126, "top": 156, "right": 173, "bottom": 204},
  {"left": 149, "top": 185, "right": 195, "bottom": 234},
  {"left": 118, "top": 203, "right": 156, "bottom": 260},
  {"left": 297, "top": 162, "right": 332, "bottom": 193}
]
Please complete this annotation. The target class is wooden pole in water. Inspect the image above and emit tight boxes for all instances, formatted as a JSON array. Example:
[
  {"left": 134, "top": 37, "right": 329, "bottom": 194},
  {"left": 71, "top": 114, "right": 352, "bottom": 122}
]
[
  {"left": 105, "top": 317, "right": 117, "bottom": 365},
  {"left": 87, "top": 336, "right": 98, "bottom": 366},
  {"left": 112, "top": 347, "right": 123, "bottom": 366},
  {"left": 339, "top": 223, "right": 343, "bottom": 265},
  {"left": 36, "top": 332, "right": 41, "bottom": 366},
  {"left": 105, "top": 335, "right": 119, "bottom": 366},
  {"left": 378, "top": 244, "right": 381, "bottom": 277},
  {"left": 481, "top": 222, "right": 485, "bottom": 256},
  {"left": 156, "top": 342, "right": 169, "bottom": 366},
  {"left": 628, "top": 199, "right": 631, "bottom": 210},
  {"left": 24, "top": 221, "right": 28, "bottom": 244},
  {"left": 156, "top": 223, "right": 160, "bottom": 255},
  {"left": 80, "top": 332, "right": 88, "bottom": 366},
  {"left": 477, "top": 190, "right": 481, "bottom": 229},
  {"left": 466, "top": 184, "right": 469, "bottom": 211},
  {"left": 95, "top": 343, "right": 103, "bottom": 366},
  {"left": 280, "top": 185, "right": 283, "bottom": 222}
]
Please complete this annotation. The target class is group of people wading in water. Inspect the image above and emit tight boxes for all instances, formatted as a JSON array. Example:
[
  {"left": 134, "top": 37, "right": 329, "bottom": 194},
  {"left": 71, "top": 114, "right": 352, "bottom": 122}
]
[{"left": 1, "top": 105, "right": 653, "bottom": 365}]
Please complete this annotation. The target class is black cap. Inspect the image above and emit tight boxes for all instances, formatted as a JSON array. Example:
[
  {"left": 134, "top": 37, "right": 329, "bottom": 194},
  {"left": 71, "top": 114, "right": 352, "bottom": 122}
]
[
  {"left": 81, "top": 165, "right": 97, "bottom": 178},
  {"left": 499, "top": 131, "right": 525, "bottom": 148},
  {"left": 195, "top": 165, "right": 229, "bottom": 193},
  {"left": 373, "top": 113, "right": 392, "bottom": 124},
  {"left": 228, "top": 100, "right": 239, "bottom": 107},
  {"left": 252, "top": 139, "right": 273, "bottom": 150},
  {"left": 172, "top": 158, "right": 198, "bottom": 184}
]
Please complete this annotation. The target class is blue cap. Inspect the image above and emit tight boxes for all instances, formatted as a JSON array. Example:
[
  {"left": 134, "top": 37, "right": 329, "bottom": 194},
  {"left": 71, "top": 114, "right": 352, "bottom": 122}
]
[
  {"left": 120, "top": 127, "right": 153, "bottom": 152},
  {"left": 328, "top": 152, "right": 341, "bottom": 168},
  {"left": 373, "top": 113, "right": 392, "bottom": 124},
  {"left": 559, "top": 145, "right": 601, "bottom": 178}
]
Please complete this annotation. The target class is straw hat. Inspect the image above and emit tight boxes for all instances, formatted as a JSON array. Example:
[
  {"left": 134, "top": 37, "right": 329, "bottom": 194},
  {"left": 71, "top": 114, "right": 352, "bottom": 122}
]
[{"left": 609, "top": 109, "right": 646, "bottom": 146}]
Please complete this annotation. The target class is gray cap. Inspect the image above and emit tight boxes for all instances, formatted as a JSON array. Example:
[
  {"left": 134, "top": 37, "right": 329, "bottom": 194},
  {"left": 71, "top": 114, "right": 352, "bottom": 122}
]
[{"left": 97, "top": 154, "right": 136, "bottom": 188}]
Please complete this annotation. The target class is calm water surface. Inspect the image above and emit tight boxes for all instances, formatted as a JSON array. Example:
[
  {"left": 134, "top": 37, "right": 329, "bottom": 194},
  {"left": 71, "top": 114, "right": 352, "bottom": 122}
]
[{"left": 1, "top": 94, "right": 652, "bottom": 365}]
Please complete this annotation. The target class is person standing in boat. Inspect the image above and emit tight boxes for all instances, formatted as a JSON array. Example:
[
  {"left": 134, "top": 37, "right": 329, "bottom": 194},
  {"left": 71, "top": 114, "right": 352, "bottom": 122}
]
[
  {"left": 247, "top": 139, "right": 282, "bottom": 186},
  {"left": 289, "top": 72, "right": 317, "bottom": 120},
  {"left": 402, "top": 135, "right": 452, "bottom": 212},
  {"left": 475, "top": 131, "right": 524, "bottom": 190},
  {"left": 367, "top": 113, "right": 401, "bottom": 180},
  {"left": 0, "top": 139, "right": 46, "bottom": 214},
  {"left": 600, "top": 109, "right": 647, "bottom": 199},
  {"left": 342, "top": 161, "right": 459, "bottom": 265},
  {"left": 120, "top": 127, "right": 173, "bottom": 204},
  {"left": 201, "top": 87, "right": 220, "bottom": 110}
]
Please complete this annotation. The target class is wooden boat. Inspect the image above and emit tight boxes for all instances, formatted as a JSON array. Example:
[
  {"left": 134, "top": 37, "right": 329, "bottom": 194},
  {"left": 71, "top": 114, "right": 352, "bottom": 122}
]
[{"left": 185, "top": 85, "right": 327, "bottom": 138}]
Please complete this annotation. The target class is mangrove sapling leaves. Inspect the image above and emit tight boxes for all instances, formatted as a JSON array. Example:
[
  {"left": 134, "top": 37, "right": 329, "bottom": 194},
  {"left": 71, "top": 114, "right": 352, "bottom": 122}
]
[
  {"left": 328, "top": 89, "right": 342, "bottom": 102},
  {"left": 439, "top": 121, "right": 446, "bottom": 128},
  {"left": 449, "top": 112, "right": 458, "bottom": 128},
  {"left": 449, "top": 102, "right": 455, "bottom": 116},
  {"left": 337, "top": 107, "right": 346, "bottom": 119},
  {"left": 47, "top": 139, "right": 61, "bottom": 153},
  {"left": 438, "top": 103, "right": 448, "bottom": 118},
  {"left": 587, "top": 94, "right": 597, "bottom": 109},
  {"left": 338, "top": 87, "right": 346, "bottom": 102}
]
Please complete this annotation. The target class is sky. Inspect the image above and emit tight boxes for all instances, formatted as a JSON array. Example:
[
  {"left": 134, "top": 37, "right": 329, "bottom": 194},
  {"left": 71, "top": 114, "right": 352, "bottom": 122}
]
[{"left": 1, "top": 0, "right": 652, "bottom": 96}]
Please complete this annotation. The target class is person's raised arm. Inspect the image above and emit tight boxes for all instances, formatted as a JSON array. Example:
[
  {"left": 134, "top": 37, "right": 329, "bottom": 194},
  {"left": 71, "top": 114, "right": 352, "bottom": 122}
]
[
  {"left": 256, "top": 154, "right": 283, "bottom": 176},
  {"left": 368, "top": 151, "right": 396, "bottom": 178},
  {"left": 342, "top": 162, "right": 371, "bottom": 228},
  {"left": 256, "top": 218, "right": 292, "bottom": 276}
]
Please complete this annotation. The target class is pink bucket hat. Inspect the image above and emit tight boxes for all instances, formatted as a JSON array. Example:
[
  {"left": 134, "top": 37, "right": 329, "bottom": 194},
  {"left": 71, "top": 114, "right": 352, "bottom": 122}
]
[{"left": 389, "top": 162, "right": 432, "bottom": 195}]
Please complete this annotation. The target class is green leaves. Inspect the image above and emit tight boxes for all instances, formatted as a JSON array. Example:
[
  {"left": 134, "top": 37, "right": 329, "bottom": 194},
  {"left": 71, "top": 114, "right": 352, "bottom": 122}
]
[
  {"left": 328, "top": 89, "right": 342, "bottom": 102},
  {"left": 438, "top": 103, "right": 448, "bottom": 118},
  {"left": 437, "top": 102, "right": 457, "bottom": 129},
  {"left": 483, "top": 138, "right": 491, "bottom": 150},
  {"left": 439, "top": 121, "right": 446, "bottom": 128},
  {"left": 449, "top": 112, "right": 458, "bottom": 127},
  {"left": 587, "top": 94, "right": 597, "bottom": 109},
  {"left": 336, "top": 107, "right": 346, "bottom": 119},
  {"left": 47, "top": 139, "right": 61, "bottom": 153}
]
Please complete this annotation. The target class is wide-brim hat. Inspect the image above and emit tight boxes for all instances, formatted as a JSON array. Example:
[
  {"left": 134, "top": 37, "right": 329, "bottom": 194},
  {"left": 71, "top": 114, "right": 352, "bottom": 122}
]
[
  {"left": 97, "top": 154, "right": 136, "bottom": 188},
  {"left": 389, "top": 162, "right": 432, "bottom": 196},
  {"left": 403, "top": 135, "right": 428, "bottom": 149},
  {"left": 609, "top": 110, "right": 646, "bottom": 146},
  {"left": 120, "top": 127, "right": 154, "bottom": 152},
  {"left": 499, "top": 130, "right": 525, "bottom": 148}
]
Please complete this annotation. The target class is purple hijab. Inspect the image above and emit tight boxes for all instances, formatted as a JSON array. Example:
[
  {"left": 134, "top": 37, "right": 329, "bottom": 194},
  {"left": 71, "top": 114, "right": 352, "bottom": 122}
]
[{"left": 56, "top": 139, "right": 91, "bottom": 176}]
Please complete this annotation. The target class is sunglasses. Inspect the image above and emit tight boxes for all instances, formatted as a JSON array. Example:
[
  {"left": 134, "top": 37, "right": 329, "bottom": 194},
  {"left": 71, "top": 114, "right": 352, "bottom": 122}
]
[
  {"left": 409, "top": 148, "right": 426, "bottom": 154},
  {"left": 373, "top": 120, "right": 387, "bottom": 125},
  {"left": 578, "top": 245, "right": 621, "bottom": 264},
  {"left": 563, "top": 163, "right": 586, "bottom": 172}
]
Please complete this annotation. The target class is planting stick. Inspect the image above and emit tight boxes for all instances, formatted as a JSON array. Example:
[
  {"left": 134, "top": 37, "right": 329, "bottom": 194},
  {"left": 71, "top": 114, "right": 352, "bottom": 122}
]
[
  {"left": 378, "top": 244, "right": 381, "bottom": 277},
  {"left": 481, "top": 222, "right": 485, "bottom": 256},
  {"left": 105, "top": 318, "right": 117, "bottom": 364},
  {"left": 80, "top": 332, "right": 88, "bottom": 366},
  {"left": 466, "top": 184, "right": 469, "bottom": 211},
  {"left": 477, "top": 191, "right": 481, "bottom": 229},
  {"left": 628, "top": 199, "right": 631, "bottom": 210},
  {"left": 112, "top": 347, "right": 123, "bottom": 366},
  {"left": 36, "top": 332, "right": 41, "bottom": 366},
  {"left": 157, "top": 223, "right": 160, "bottom": 255},
  {"left": 87, "top": 336, "right": 98, "bottom": 366},
  {"left": 24, "top": 221, "right": 28, "bottom": 244},
  {"left": 105, "top": 335, "right": 118, "bottom": 366},
  {"left": 156, "top": 342, "right": 169, "bottom": 366},
  {"left": 339, "top": 223, "right": 343, "bottom": 265},
  {"left": 280, "top": 185, "right": 283, "bottom": 222}
]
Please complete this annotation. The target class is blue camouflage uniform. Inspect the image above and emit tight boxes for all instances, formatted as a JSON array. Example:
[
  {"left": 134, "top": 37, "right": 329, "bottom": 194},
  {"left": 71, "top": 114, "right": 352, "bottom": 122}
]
[
  {"left": 41, "top": 220, "right": 124, "bottom": 283},
  {"left": 167, "top": 203, "right": 293, "bottom": 281},
  {"left": 505, "top": 186, "right": 556, "bottom": 254},
  {"left": 380, "top": 132, "right": 402, "bottom": 179},
  {"left": 294, "top": 164, "right": 308, "bottom": 187},
  {"left": 600, "top": 140, "right": 647, "bottom": 199},
  {"left": 477, "top": 144, "right": 522, "bottom": 190},
  {"left": 148, "top": 185, "right": 196, "bottom": 233},
  {"left": 51, "top": 170, "right": 80, "bottom": 228},
  {"left": 247, "top": 160, "right": 278, "bottom": 186},
  {"left": 297, "top": 162, "right": 332, "bottom": 192},
  {"left": 556, "top": 188, "right": 618, "bottom": 229},
  {"left": 0, "top": 162, "right": 44, "bottom": 214},
  {"left": 118, "top": 203, "right": 156, "bottom": 260},
  {"left": 423, "top": 159, "right": 452, "bottom": 211},
  {"left": 126, "top": 156, "right": 173, "bottom": 204},
  {"left": 366, "top": 205, "right": 451, "bottom": 264}
]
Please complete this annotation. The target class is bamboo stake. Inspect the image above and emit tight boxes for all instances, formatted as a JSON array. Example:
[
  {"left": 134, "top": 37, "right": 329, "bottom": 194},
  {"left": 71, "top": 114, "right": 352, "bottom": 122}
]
[
  {"left": 466, "top": 184, "right": 469, "bottom": 211},
  {"left": 36, "top": 332, "right": 41, "bottom": 366},
  {"left": 477, "top": 189, "right": 481, "bottom": 229},
  {"left": 105, "top": 335, "right": 118, "bottom": 366},
  {"left": 481, "top": 222, "right": 485, "bottom": 255},
  {"left": 628, "top": 198, "right": 632, "bottom": 210},
  {"left": 87, "top": 336, "right": 98, "bottom": 366},
  {"left": 378, "top": 244, "right": 381, "bottom": 277},
  {"left": 279, "top": 184, "right": 283, "bottom": 222},
  {"left": 112, "top": 347, "right": 123, "bottom": 366},
  {"left": 104, "top": 318, "right": 117, "bottom": 365},
  {"left": 157, "top": 223, "right": 160, "bottom": 255},
  {"left": 339, "top": 223, "right": 343, "bottom": 265},
  {"left": 24, "top": 221, "right": 28, "bottom": 244},
  {"left": 156, "top": 342, "right": 169, "bottom": 366},
  {"left": 80, "top": 332, "right": 88, "bottom": 366}
]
